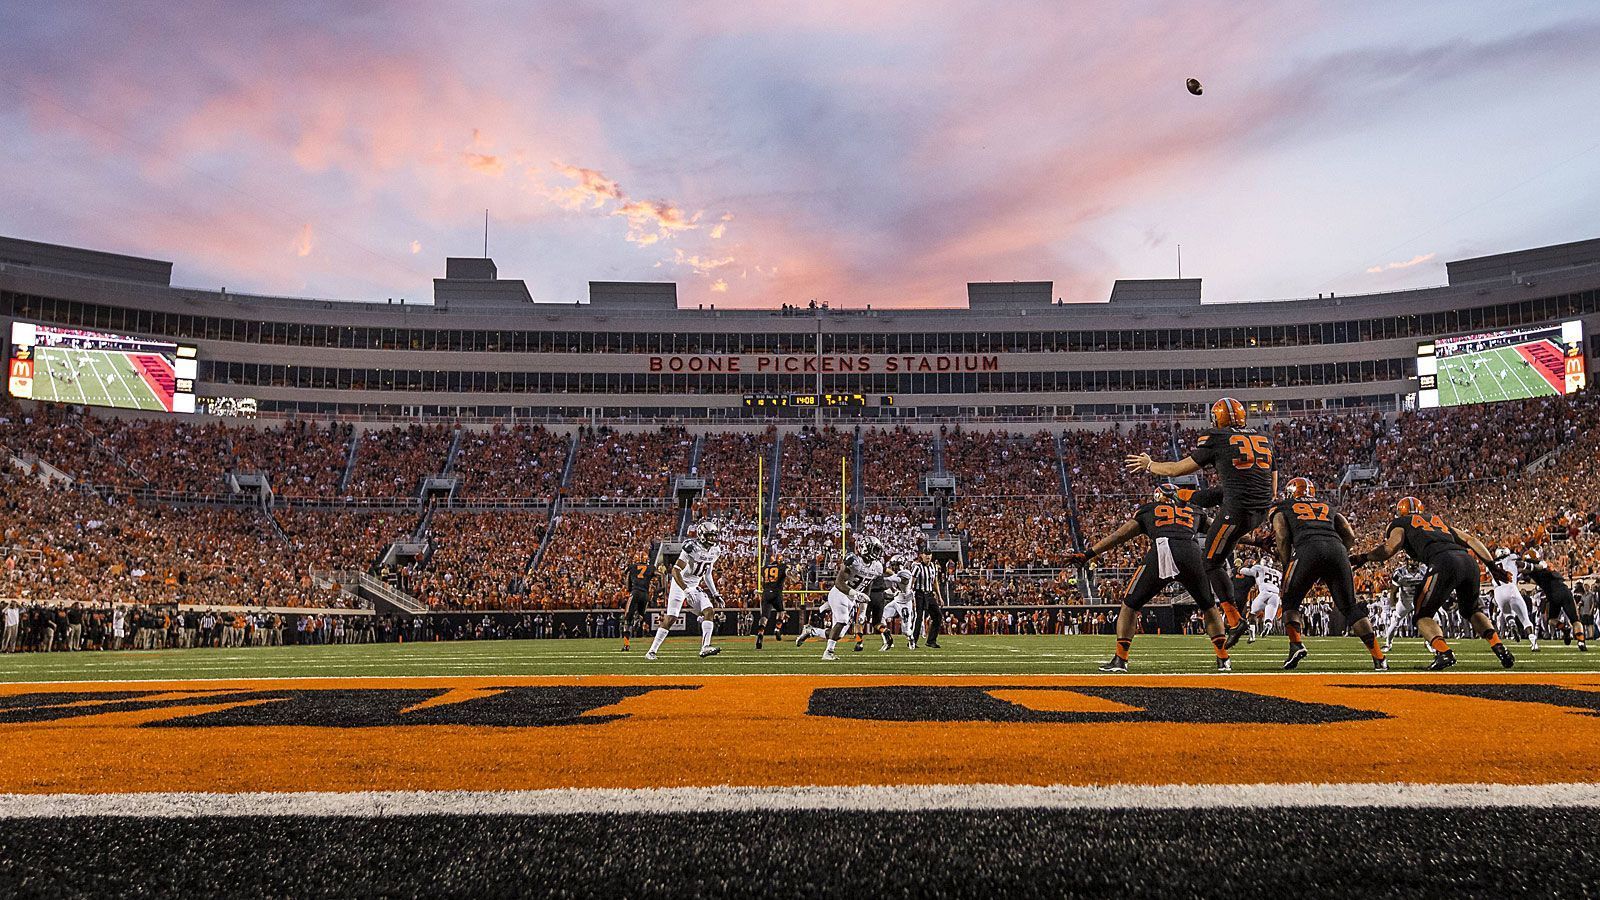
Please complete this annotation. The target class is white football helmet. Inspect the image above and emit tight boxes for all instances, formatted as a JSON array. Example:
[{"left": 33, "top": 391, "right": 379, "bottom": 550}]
[
  {"left": 695, "top": 521, "right": 721, "bottom": 544},
  {"left": 859, "top": 536, "right": 885, "bottom": 560}
]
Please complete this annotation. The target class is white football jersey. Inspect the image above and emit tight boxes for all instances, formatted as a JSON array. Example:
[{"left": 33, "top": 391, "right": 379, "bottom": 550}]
[
  {"left": 839, "top": 552, "right": 884, "bottom": 594},
  {"left": 1245, "top": 562, "right": 1282, "bottom": 594},
  {"left": 1497, "top": 553, "right": 1522, "bottom": 581},
  {"left": 675, "top": 539, "right": 723, "bottom": 589}
]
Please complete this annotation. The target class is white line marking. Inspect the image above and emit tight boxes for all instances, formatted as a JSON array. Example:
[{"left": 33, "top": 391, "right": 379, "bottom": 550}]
[
  {"left": 3, "top": 783, "right": 1600, "bottom": 818},
  {"left": 1, "top": 670, "right": 1597, "bottom": 686}
]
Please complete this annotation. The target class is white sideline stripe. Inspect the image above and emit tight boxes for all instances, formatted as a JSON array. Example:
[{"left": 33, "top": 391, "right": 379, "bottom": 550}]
[
  {"left": 2, "top": 783, "right": 1600, "bottom": 818},
  {"left": 4, "top": 669, "right": 1600, "bottom": 686}
]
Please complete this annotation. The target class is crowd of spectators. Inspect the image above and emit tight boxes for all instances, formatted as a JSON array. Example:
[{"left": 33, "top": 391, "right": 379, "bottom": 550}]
[
  {"left": 4, "top": 395, "right": 1599, "bottom": 625},
  {"left": 692, "top": 430, "right": 777, "bottom": 500},
  {"left": 408, "top": 511, "right": 547, "bottom": 609},
  {"left": 343, "top": 424, "right": 454, "bottom": 497},
  {"left": 452, "top": 425, "right": 569, "bottom": 499},
  {"left": 566, "top": 427, "right": 691, "bottom": 499},
  {"left": 860, "top": 427, "right": 932, "bottom": 497}
]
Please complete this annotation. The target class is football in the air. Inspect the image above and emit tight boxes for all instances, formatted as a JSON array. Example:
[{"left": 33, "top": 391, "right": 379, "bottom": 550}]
[{"left": 1186, "top": 77, "right": 1203, "bottom": 95}]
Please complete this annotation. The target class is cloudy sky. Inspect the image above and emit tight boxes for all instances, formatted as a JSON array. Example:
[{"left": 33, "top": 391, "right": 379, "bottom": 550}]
[{"left": 4, "top": 1, "right": 1599, "bottom": 308}]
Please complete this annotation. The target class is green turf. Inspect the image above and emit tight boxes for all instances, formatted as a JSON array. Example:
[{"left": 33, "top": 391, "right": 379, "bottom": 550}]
[
  {"left": 30, "top": 346, "right": 168, "bottom": 411},
  {"left": 0, "top": 634, "right": 1591, "bottom": 682},
  {"left": 1436, "top": 344, "right": 1558, "bottom": 407}
]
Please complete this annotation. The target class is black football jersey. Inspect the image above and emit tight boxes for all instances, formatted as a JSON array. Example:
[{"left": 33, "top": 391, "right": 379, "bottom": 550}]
[
  {"left": 1387, "top": 513, "right": 1469, "bottom": 564},
  {"left": 627, "top": 562, "right": 657, "bottom": 594},
  {"left": 1189, "top": 427, "right": 1276, "bottom": 509},
  {"left": 1275, "top": 498, "right": 1345, "bottom": 546},
  {"left": 1134, "top": 500, "right": 1202, "bottom": 541},
  {"left": 1523, "top": 565, "right": 1573, "bottom": 600},
  {"left": 761, "top": 562, "right": 788, "bottom": 593}
]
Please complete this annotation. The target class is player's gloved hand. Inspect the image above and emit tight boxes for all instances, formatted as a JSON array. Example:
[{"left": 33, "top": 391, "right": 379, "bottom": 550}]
[
  {"left": 1488, "top": 564, "right": 1510, "bottom": 585},
  {"left": 1348, "top": 552, "right": 1369, "bottom": 567}
]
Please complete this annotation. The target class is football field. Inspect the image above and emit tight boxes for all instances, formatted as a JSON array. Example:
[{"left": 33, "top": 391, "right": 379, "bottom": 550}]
[
  {"left": 1436, "top": 343, "right": 1561, "bottom": 406},
  {"left": 4, "top": 635, "right": 1600, "bottom": 896},
  {"left": 27, "top": 345, "right": 171, "bottom": 411}
]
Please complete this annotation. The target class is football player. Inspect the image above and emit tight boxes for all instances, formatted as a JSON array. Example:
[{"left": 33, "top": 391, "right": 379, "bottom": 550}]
[
  {"left": 754, "top": 547, "right": 787, "bottom": 650},
  {"left": 1126, "top": 397, "right": 1277, "bottom": 647},
  {"left": 1271, "top": 477, "right": 1386, "bottom": 671},
  {"left": 879, "top": 556, "right": 917, "bottom": 650},
  {"left": 1489, "top": 548, "right": 1538, "bottom": 651},
  {"left": 1070, "top": 483, "right": 1232, "bottom": 673},
  {"left": 1382, "top": 561, "right": 1428, "bottom": 652},
  {"left": 1522, "top": 549, "right": 1586, "bottom": 651},
  {"left": 620, "top": 557, "right": 659, "bottom": 652},
  {"left": 1352, "top": 497, "right": 1513, "bottom": 671},
  {"left": 821, "top": 534, "right": 886, "bottom": 660},
  {"left": 1239, "top": 555, "right": 1281, "bottom": 643},
  {"left": 645, "top": 521, "right": 725, "bottom": 660}
]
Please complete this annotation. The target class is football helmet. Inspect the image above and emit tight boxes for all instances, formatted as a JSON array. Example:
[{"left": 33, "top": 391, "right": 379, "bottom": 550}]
[
  {"left": 860, "top": 536, "right": 885, "bottom": 560},
  {"left": 695, "top": 521, "right": 721, "bottom": 544},
  {"left": 1285, "top": 477, "right": 1316, "bottom": 499},
  {"left": 1395, "top": 496, "right": 1425, "bottom": 516},
  {"left": 1210, "top": 397, "right": 1247, "bottom": 428}
]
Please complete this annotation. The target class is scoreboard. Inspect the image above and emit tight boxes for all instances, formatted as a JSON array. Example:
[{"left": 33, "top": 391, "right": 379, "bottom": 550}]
[{"left": 743, "top": 393, "right": 890, "bottom": 409}]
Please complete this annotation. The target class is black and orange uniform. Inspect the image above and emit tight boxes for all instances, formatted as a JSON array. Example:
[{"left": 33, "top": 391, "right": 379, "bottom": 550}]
[
  {"left": 1187, "top": 426, "right": 1276, "bottom": 616},
  {"left": 622, "top": 561, "right": 658, "bottom": 648},
  {"left": 1389, "top": 511, "right": 1482, "bottom": 621},
  {"left": 1275, "top": 497, "right": 1361, "bottom": 620},
  {"left": 1524, "top": 565, "right": 1582, "bottom": 636},
  {"left": 759, "top": 559, "right": 788, "bottom": 637},
  {"left": 1122, "top": 498, "right": 1214, "bottom": 611}
]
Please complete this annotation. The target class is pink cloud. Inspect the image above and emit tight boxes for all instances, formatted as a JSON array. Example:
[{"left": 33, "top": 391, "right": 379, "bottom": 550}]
[
  {"left": 614, "top": 199, "right": 700, "bottom": 246},
  {"left": 548, "top": 163, "right": 624, "bottom": 210},
  {"left": 292, "top": 223, "right": 314, "bottom": 257},
  {"left": 1365, "top": 252, "right": 1436, "bottom": 274}
]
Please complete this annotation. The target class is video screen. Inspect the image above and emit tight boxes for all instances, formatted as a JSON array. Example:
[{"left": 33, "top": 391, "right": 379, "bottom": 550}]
[
  {"left": 1416, "top": 320, "right": 1586, "bottom": 409},
  {"left": 8, "top": 322, "right": 197, "bottom": 413}
]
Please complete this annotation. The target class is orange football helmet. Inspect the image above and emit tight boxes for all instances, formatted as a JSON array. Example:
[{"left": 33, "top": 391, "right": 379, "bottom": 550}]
[
  {"left": 1285, "top": 477, "right": 1316, "bottom": 499},
  {"left": 1395, "top": 496, "right": 1425, "bottom": 515},
  {"left": 1210, "top": 397, "right": 1247, "bottom": 428}
]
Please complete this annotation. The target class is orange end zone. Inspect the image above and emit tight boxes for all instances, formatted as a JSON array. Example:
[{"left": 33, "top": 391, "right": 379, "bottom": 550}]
[{"left": 3, "top": 674, "right": 1599, "bottom": 795}]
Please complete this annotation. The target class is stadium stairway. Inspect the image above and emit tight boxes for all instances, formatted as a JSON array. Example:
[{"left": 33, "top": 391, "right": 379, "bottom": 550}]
[
  {"left": 1055, "top": 432, "right": 1092, "bottom": 597},
  {"left": 763, "top": 432, "right": 783, "bottom": 541},
  {"left": 850, "top": 427, "right": 864, "bottom": 531},
  {"left": 932, "top": 428, "right": 947, "bottom": 475},
  {"left": 525, "top": 432, "right": 580, "bottom": 574},
  {"left": 440, "top": 426, "right": 464, "bottom": 475},
  {"left": 335, "top": 429, "right": 361, "bottom": 494}
]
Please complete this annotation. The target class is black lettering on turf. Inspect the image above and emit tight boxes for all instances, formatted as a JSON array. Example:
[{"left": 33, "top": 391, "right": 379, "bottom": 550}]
[
  {"left": 806, "top": 686, "right": 1386, "bottom": 724},
  {"left": 1345, "top": 683, "right": 1600, "bottom": 716}
]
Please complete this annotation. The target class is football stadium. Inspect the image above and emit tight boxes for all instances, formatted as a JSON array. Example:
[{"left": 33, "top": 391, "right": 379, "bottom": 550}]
[{"left": 6, "top": 5, "right": 1600, "bottom": 897}]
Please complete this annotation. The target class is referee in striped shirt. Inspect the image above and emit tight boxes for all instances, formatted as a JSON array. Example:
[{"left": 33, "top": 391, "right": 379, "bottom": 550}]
[{"left": 910, "top": 548, "right": 944, "bottom": 649}]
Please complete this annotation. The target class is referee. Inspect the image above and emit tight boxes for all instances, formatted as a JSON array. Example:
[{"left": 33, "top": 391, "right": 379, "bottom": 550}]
[{"left": 910, "top": 547, "right": 944, "bottom": 649}]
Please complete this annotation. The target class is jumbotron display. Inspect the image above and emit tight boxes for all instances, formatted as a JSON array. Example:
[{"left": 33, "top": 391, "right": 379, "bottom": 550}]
[
  {"left": 1416, "top": 319, "right": 1586, "bottom": 408},
  {"left": 8, "top": 322, "right": 197, "bottom": 413}
]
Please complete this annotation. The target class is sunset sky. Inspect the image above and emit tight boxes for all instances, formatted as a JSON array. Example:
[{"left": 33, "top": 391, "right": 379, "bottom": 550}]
[{"left": 4, "top": 1, "right": 1599, "bottom": 308}]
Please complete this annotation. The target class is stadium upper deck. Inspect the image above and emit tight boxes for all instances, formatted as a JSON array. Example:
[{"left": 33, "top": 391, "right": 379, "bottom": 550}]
[{"left": 2, "top": 235, "right": 1597, "bottom": 422}]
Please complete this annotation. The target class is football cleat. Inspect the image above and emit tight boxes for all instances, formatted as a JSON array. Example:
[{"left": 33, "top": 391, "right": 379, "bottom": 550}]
[
  {"left": 1098, "top": 657, "right": 1129, "bottom": 673},
  {"left": 1382, "top": 639, "right": 1394, "bottom": 653},
  {"left": 1426, "top": 650, "right": 1457, "bottom": 671},
  {"left": 1224, "top": 619, "right": 1250, "bottom": 649},
  {"left": 1210, "top": 397, "right": 1247, "bottom": 428},
  {"left": 1373, "top": 658, "right": 1389, "bottom": 672},
  {"left": 795, "top": 633, "right": 809, "bottom": 647},
  {"left": 853, "top": 640, "right": 864, "bottom": 652},
  {"left": 1581, "top": 642, "right": 1590, "bottom": 652},
  {"left": 620, "top": 645, "right": 629, "bottom": 652},
  {"left": 1494, "top": 644, "right": 1515, "bottom": 669},
  {"left": 908, "top": 641, "right": 918, "bottom": 650},
  {"left": 1530, "top": 639, "right": 1541, "bottom": 652},
  {"left": 699, "top": 646, "right": 721, "bottom": 658},
  {"left": 1282, "top": 646, "right": 1308, "bottom": 670},
  {"left": 645, "top": 651, "right": 658, "bottom": 660},
  {"left": 821, "top": 651, "right": 838, "bottom": 661},
  {"left": 879, "top": 639, "right": 892, "bottom": 651},
  {"left": 926, "top": 640, "right": 941, "bottom": 648},
  {"left": 1215, "top": 657, "right": 1233, "bottom": 673}
]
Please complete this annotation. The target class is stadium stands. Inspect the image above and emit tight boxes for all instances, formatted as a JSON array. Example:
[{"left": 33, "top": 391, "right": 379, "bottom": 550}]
[{"left": 2, "top": 392, "right": 1598, "bottom": 642}]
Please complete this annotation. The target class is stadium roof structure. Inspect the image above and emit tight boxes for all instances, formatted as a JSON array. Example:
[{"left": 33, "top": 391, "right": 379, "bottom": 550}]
[{"left": 2, "top": 234, "right": 1599, "bottom": 331}]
